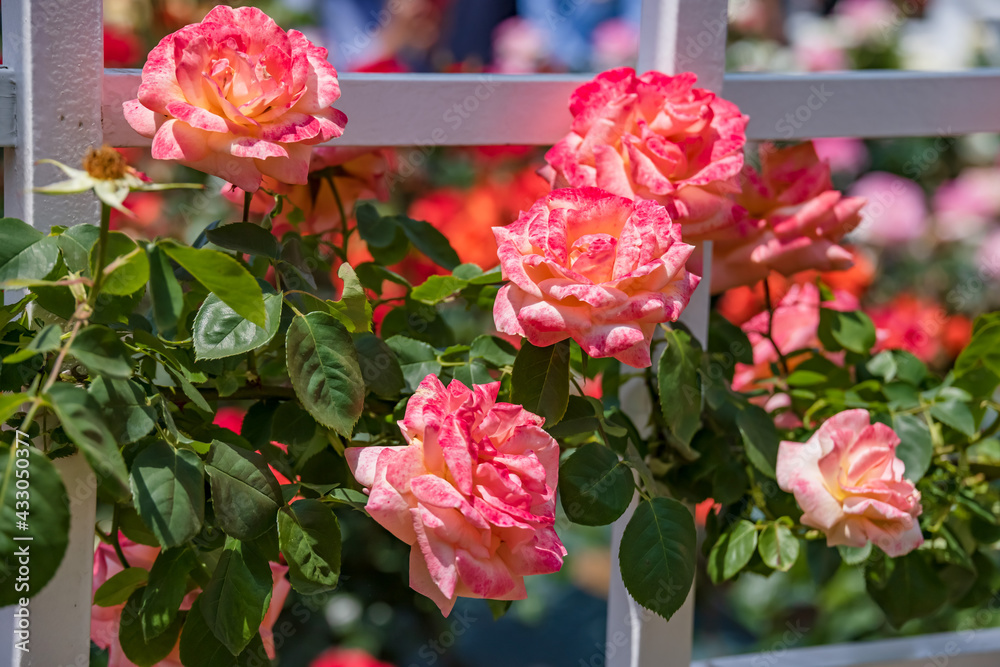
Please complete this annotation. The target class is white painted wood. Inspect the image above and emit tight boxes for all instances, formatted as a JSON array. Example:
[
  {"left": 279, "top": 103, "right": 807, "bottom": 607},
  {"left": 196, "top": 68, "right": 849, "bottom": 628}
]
[
  {"left": 94, "top": 69, "right": 1000, "bottom": 150},
  {"left": 692, "top": 628, "right": 1000, "bottom": 667},
  {"left": 1, "top": 0, "right": 103, "bottom": 665}
]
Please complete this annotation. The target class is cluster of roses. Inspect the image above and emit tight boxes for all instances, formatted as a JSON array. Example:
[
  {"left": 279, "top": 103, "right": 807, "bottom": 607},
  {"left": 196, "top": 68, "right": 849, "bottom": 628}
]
[{"left": 107, "top": 7, "right": 923, "bottom": 655}]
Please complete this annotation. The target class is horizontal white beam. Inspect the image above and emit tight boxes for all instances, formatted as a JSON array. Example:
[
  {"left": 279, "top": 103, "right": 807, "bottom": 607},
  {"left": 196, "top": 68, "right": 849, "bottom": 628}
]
[
  {"left": 92, "top": 68, "right": 1000, "bottom": 149},
  {"left": 694, "top": 628, "right": 1000, "bottom": 667},
  {"left": 0, "top": 68, "right": 996, "bottom": 148}
]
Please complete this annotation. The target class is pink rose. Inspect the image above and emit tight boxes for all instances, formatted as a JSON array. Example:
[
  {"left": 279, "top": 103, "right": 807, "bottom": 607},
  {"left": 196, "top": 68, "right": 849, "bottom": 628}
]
[
  {"left": 124, "top": 5, "right": 347, "bottom": 192},
  {"left": 711, "top": 142, "right": 865, "bottom": 294},
  {"left": 540, "top": 68, "right": 748, "bottom": 242},
  {"left": 777, "top": 409, "right": 924, "bottom": 557},
  {"left": 92, "top": 534, "right": 290, "bottom": 666},
  {"left": 492, "top": 187, "right": 699, "bottom": 368},
  {"left": 933, "top": 167, "right": 1000, "bottom": 241},
  {"left": 812, "top": 137, "right": 869, "bottom": 175},
  {"left": 310, "top": 648, "right": 395, "bottom": 667},
  {"left": 848, "top": 172, "right": 928, "bottom": 245},
  {"left": 346, "top": 376, "right": 566, "bottom": 616},
  {"left": 733, "top": 282, "right": 858, "bottom": 392}
]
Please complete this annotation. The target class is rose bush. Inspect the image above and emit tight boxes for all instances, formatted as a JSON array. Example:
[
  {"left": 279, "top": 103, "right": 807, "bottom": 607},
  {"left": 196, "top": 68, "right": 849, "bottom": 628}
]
[
  {"left": 124, "top": 5, "right": 347, "bottom": 191},
  {"left": 493, "top": 187, "right": 699, "bottom": 367}
]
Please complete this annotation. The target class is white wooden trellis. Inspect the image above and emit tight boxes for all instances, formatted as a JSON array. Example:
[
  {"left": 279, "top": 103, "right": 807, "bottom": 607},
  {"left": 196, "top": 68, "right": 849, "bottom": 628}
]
[{"left": 4, "top": 0, "right": 1000, "bottom": 665}]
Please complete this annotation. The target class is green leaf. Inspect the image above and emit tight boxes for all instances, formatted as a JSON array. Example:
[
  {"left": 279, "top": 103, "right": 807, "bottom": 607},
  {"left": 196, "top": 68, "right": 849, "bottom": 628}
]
[
  {"left": 68, "top": 324, "right": 133, "bottom": 378},
  {"left": 558, "top": 442, "right": 633, "bottom": 526},
  {"left": 818, "top": 309, "right": 877, "bottom": 354},
  {"left": 0, "top": 441, "right": 70, "bottom": 606},
  {"left": 394, "top": 215, "right": 461, "bottom": 270},
  {"left": 130, "top": 440, "right": 205, "bottom": 548},
  {"left": 160, "top": 241, "right": 266, "bottom": 328},
  {"left": 511, "top": 340, "right": 570, "bottom": 426},
  {"left": 930, "top": 398, "right": 976, "bottom": 437},
  {"left": 286, "top": 312, "right": 365, "bottom": 437},
  {"left": 146, "top": 244, "right": 184, "bottom": 334},
  {"left": 758, "top": 523, "right": 799, "bottom": 572},
  {"left": 355, "top": 203, "right": 399, "bottom": 248},
  {"left": 94, "top": 567, "right": 149, "bottom": 607},
  {"left": 838, "top": 543, "right": 873, "bottom": 565},
  {"left": 411, "top": 274, "right": 467, "bottom": 305},
  {"left": 179, "top": 598, "right": 238, "bottom": 666},
  {"left": 955, "top": 313, "right": 1000, "bottom": 379},
  {"left": 206, "top": 223, "right": 280, "bottom": 259},
  {"left": 89, "top": 377, "right": 156, "bottom": 445},
  {"left": 193, "top": 291, "right": 282, "bottom": 360},
  {"left": 0, "top": 393, "right": 28, "bottom": 425},
  {"left": 2, "top": 324, "right": 62, "bottom": 364},
  {"left": 618, "top": 498, "right": 696, "bottom": 620},
  {"left": 46, "top": 383, "right": 130, "bottom": 501},
  {"left": 142, "top": 547, "right": 197, "bottom": 641},
  {"left": 385, "top": 335, "right": 442, "bottom": 390},
  {"left": 707, "top": 519, "right": 758, "bottom": 583},
  {"left": 199, "top": 538, "right": 273, "bottom": 655},
  {"left": 91, "top": 232, "right": 150, "bottom": 295},
  {"left": 658, "top": 328, "right": 702, "bottom": 455},
  {"left": 470, "top": 335, "right": 516, "bottom": 369},
  {"left": 58, "top": 223, "right": 99, "bottom": 275},
  {"left": 487, "top": 599, "right": 513, "bottom": 620},
  {"left": 278, "top": 499, "right": 343, "bottom": 595},
  {"left": 866, "top": 551, "right": 947, "bottom": 628},
  {"left": 737, "top": 404, "right": 780, "bottom": 479},
  {"left": 205, "top": 440, "right": 282, "bottom": 541},
  {"left": 867, "top": 350, "right": 927, "bottom": 385},
  {"left": 119, "top": 589, "right": 184, "bottom": 667},
  {"left": 354, "top": 333, "right": 405, "bottom": 398},
  {"left": 892, "top": 413, "right": 933, "bottom": 482},
  {"left": 708, "top": 312, "right": 753, "bottom": 365},
  {"left": 328, "top": 263, "right": 372, "bottom": 334},
  {"left": 0, "top": 217, "right": 59, "bottom": 283}
]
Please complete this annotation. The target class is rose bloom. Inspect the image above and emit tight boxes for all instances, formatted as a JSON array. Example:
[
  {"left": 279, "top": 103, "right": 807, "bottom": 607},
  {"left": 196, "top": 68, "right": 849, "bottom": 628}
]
[
  {"left": 124, "top": 5, "right": 347, "bottom": 191},
  {"left": 310, "top": 648, "right": 395, "bottom": 667},
  {"left": 711, "top": 142, "right": 865, "bottom": 294},
  {"left": 933, "top": 167, "right": 1000, "bottom": 242},
  {"left": 493, "top": 187, "right": 699, "bottom": 368},
  {"left": 346, "top": 376, "right": 566, "bottom": 616},
  {"left": 92, "top": 534, "right": 291, "bottom": 666},
  {"left": 777, "top": 409, "right": 923, "bottom": 556},
  {"left": 223, "top": 146, "right": 393, "bottom": 240},
  {"left": 540, "top": 67, "right": 748, "bottom": 243},
  {"left": 733, "top": 282, "right": 859, "bottom": 392},
  {"left": 812, "top": 137, "right": 869, "bottom": 175}
]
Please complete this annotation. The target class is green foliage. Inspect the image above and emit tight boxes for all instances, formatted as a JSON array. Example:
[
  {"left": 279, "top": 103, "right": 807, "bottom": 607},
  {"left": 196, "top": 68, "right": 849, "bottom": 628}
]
[
  {"left": 198, "top": 538, "right": 272, "bottom": 655},
  {"left": 130, "top": 440, "right": 205, "bottom": 548},
  {"left": 278, "top": 499, "right": 343, "bottom": 595},
  {"left": 558, "top": 442, "right": 633, "bottom": 526},
  {"left": 511, "top": 340, "right": 570, "bottom": 425}
]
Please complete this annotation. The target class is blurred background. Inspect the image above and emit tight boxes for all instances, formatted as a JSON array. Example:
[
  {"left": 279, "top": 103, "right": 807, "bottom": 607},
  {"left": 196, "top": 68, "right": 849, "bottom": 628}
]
[{"left": 8, "top": 0, "right": 1000, "bottom": 665}]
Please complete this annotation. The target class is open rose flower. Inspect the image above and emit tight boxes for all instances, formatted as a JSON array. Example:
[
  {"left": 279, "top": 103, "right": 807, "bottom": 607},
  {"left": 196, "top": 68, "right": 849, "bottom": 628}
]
[
  {"left": 711, "top": 142, "right": 865, "bottom": 293},
  {"left": 124, "top": 5, "right": 347, "bottom": 192},
  {"left": 493, "top": 187, "right": 699, "bottom": 368},
  {"left": 92, "top": 534, "right": 291, "bottom": 666},
  {"left": 540, "top": 67, "right": 748, "bottom": 242},
  {"left": 346, "top": 376, "right": 566, "bottom": 616},
  {"left": 777, "top": 409, "right": 923, "bottom": 557}
]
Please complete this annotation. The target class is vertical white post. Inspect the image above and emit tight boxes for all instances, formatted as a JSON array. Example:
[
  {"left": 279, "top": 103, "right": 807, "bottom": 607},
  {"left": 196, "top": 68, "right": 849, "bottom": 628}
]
[
  {"left": 1, "top": 1, "right": 104, "bottom": 666},
  {"left": 607, "top": 1, "right": 728, "bottom": 666}
]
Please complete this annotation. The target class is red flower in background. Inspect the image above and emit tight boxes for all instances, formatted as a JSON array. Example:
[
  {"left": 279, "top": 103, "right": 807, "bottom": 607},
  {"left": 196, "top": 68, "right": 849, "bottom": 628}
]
[{"left": 867, "top": 294, "right": 971, "bottom": 364}]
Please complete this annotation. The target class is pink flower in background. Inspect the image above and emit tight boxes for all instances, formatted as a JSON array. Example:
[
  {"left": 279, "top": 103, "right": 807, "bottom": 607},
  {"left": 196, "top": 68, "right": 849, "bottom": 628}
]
[
  {"left": 777, "top": 409, "right": 923, "bottom": 557},
  {"left": 848, "top": 172, "right": 928, "bottom": 245},
  {"left": 933, "top": 167, "right": 1000, "bottom": 241},
  {"left": 812, "top": 137, "right": 869, "bottom": 175},
  {"left": 491, "top": 17, "right": 549, "bottom": 73},
  {"left": 711, "top": 142, "right": 865, "bottom": 293},
  {"left": 124, "top": 5, "right": 347, "bottom": 191},
  {"left": 91, "top": 535, "right": 291, "bottom": 666},
  {"left": 540, "top": 68, "right": 748, "bottom": 243},
  {"left": 733, "top": 282, "right": 858, "bottom": 391},
  {"left": 591, "top": 19, "right": 639, "bottom": 71},
  {"left": 493, "top": 188, "right": 699, "bottom": 368},
  {"left": 346, "top": 376, "right": 566, "bottom": 617},
  {"left": 310, "top": 648, "right": 395, "bottom": 667},
  {"left": 835, "top": 0, "right": 898, "bottom": 42},
  {"left": 978, "top": 228, "right": 1000, "bottom": 281}
]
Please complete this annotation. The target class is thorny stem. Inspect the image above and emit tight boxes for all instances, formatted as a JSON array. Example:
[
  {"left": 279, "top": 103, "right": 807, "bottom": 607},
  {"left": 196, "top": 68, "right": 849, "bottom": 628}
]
[
  {"left": 110, "top": 504, "right": 131, "bottom": 569},
  {"left": 242, "top": 190, "right": 253, "bottom": 223}
]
